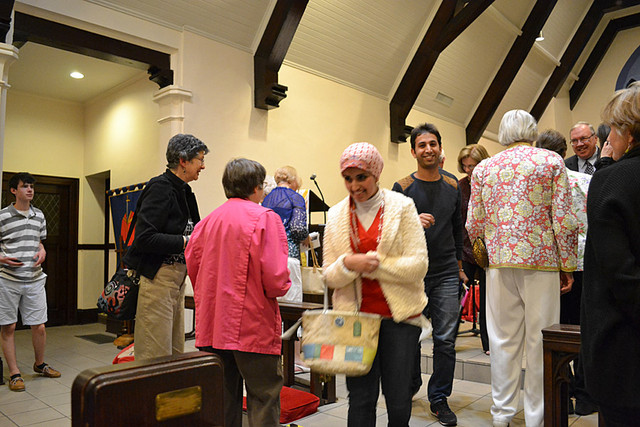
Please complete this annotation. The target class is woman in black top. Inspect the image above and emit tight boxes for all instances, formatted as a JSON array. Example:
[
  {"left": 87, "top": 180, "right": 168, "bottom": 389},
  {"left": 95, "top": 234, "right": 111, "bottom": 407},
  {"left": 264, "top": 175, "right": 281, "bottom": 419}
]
[
  {"left": 581, "top": 82, "right": 640, "bottom": 426},
  {"left": 124, "top": 134, "right": 208, "bottom": 361},
  {"left": 456, "top": 144, "right": 490, "bottom": 355}
]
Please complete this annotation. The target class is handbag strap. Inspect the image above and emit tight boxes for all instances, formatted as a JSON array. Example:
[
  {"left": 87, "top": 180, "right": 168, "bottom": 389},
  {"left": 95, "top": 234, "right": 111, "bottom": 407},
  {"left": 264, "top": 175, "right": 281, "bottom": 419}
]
[{"left": 310, "top": 247, "right": 320, "bottom": 271}]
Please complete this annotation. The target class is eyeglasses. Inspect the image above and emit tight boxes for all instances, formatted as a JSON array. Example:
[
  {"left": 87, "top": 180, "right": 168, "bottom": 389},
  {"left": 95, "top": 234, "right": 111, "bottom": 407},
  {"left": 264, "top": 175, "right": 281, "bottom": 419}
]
[
  {"left": 570, "top": 133, "right": 594, "bottom": 145},
  {"left": 193, "top": 156, "right": 205, "bottom": 165}
]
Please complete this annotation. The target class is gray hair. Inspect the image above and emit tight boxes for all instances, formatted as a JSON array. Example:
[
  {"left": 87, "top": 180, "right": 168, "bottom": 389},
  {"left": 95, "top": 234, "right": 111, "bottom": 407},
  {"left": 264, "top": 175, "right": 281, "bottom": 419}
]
[
  {"left": 570, "top": 121, "right": 595, "bottom": 136},
  {"left": 498, "top": 110, "right": 538, "bottom": 146},
  {"left": 166, "top": 134, "right": 209, "bottom": 169}
]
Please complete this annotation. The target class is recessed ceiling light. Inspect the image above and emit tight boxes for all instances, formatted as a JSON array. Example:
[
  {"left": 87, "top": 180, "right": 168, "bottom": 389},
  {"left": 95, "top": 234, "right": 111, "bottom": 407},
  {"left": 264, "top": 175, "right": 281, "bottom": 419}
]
[
  {"left": 536, "top": 31, "right": 544, "bottom": 42},
  {"left": 70, "top": 71, "right": 84, "bottom": 79}
]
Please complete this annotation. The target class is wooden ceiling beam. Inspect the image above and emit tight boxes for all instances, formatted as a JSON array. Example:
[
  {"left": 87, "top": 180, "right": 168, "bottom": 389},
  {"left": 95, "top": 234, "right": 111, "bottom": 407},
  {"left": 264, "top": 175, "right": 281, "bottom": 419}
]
[
  {"left": 12, "top": 12, "right": 172, "bottom": 88},
  {"left": 530, "top": 0, "right": 608, "bottom": 120},
  {"left": 390, "top": 0, "right": 494, "bottom": 143},
  {"left": 254, "top": 0, "right": 308, "bottom": 110},
  {"left": 569, "top": 12, "right": 640, "bottom": 109},
  {"left": 0, "top": 0, "right": 15, "bottom": 44},
  {"left": 466, "top": 0, "right": 557, "bottom": 145}
]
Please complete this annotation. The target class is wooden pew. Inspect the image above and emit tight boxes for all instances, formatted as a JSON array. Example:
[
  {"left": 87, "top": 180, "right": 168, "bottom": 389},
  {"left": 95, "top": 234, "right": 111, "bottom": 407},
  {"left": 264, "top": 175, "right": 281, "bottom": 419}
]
[
  {"left": 72, "top": 352, "right": 224, "bottom": 426},
  {"left": 542, "top": 324, "right": 604, "bottom": 427}
]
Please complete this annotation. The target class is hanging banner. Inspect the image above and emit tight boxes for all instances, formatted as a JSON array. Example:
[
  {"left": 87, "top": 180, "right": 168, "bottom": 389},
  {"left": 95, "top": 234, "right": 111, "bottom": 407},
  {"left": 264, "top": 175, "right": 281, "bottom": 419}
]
[{"left": 107, "top": 182, "right": 146, "bottom": 268}]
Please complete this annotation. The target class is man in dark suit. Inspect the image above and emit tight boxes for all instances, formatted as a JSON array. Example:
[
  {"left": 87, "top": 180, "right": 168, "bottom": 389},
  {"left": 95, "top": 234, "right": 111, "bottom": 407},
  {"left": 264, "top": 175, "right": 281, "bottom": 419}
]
[
  {"left": 565, "top": 122, "right": 599, "bottom": 175},
  {"left": 563, "top": 124, "right": 599, "bottom": 415}
]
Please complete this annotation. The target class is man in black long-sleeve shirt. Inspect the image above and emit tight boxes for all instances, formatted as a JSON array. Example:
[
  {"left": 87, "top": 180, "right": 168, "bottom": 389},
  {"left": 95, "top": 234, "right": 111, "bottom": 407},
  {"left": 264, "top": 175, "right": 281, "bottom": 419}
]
[{"left": 393, "top": 123, "right": 465, "bottom": 426}]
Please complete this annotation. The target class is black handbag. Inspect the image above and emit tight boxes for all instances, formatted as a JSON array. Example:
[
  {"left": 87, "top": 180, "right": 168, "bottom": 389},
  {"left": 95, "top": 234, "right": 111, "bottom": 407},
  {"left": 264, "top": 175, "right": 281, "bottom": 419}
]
[{"left": 97, "top": 269, "right": 140, "bottom": 320}]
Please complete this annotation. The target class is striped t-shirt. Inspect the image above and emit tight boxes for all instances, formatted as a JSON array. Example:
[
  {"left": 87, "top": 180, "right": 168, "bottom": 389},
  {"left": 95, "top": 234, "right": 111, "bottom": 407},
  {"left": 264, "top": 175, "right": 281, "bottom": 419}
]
[{"left": 0, "top": 204, "right": 47, "bottom": 282}]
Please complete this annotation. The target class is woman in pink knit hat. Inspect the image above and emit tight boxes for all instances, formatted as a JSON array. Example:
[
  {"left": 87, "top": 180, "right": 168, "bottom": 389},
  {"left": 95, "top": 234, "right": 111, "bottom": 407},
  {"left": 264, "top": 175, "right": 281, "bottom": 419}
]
[{"left": 319, "top": 142, "right": 430, "bottom": 426}]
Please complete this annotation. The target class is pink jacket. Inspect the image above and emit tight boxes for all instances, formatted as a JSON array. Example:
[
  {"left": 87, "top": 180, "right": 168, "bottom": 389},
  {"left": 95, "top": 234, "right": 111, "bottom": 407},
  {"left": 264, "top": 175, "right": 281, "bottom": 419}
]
[{"left": 185, "top": 198, "right": 291, "bottom": 355}]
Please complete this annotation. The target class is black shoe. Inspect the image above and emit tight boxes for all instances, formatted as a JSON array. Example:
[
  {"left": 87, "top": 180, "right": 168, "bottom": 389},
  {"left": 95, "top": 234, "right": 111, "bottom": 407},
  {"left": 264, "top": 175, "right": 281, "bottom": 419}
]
[
  {"left": 575, "top": 399, "right": 597, "bottom": 416},
  {"left": 568, "top": 397, "right": 574, "bottom": 415},
  {"left": 430, "top": 399, "right": 457, "bottom": 426}
]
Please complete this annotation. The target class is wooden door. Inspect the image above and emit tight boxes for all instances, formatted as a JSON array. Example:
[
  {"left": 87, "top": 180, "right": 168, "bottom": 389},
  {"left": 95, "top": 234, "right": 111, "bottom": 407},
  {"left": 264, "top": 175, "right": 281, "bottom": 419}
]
[{"left": 1, "top": 173, "right": 79, "bottom": 326}]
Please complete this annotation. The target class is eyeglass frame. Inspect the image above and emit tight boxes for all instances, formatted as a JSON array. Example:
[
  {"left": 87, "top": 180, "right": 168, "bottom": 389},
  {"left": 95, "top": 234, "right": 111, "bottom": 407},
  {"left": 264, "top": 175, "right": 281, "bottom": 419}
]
[{"left": 570, "top": 133, "right": 595, "bottom": 146}]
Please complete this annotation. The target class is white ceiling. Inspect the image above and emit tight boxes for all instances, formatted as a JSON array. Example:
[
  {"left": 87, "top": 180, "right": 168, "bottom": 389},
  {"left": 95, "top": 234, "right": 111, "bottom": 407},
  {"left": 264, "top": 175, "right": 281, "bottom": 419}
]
[
  {"left": 11, "top": 0, "right": 639, "bottom": 136},
  {"left": 9, "top": 43, "right": 145, "bottom": 103}
]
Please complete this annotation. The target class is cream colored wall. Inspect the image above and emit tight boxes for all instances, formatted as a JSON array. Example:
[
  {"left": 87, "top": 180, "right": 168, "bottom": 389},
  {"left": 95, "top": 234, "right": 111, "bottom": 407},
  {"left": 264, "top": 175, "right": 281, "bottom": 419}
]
[
  {"left": 80, "top": 76, "right": 159, "bottom": 308},
  {"left": 5, "top": 91, "right": 84, "bottom": 176},
  {"left": 5, "top": 75, "right": 160, "bottom": 310},
  {"left": 84, "top": 76, "right": 161, "bottom": 187},
  {"left": 179, "top": 31, "right": 475, "bottom": 215}
]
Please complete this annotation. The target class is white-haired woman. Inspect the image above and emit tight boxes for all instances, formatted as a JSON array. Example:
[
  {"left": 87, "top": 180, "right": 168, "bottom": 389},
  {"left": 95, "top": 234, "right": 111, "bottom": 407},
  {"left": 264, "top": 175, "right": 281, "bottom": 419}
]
[
  {"left": 321, "top": 142, "right": 429, "bottom": 427},
  {"left": 262, "top": 166, "right": 308, "bottom": 302},
  {"left": 466, "top": 110, "right": 577, "bottom": 427}
]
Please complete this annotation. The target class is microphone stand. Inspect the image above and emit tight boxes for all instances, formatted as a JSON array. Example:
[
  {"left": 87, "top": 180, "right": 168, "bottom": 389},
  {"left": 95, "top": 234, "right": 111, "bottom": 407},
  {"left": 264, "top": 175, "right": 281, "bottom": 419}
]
[{"left": 311, "top": 176, "right": 327, "bottom": 224}]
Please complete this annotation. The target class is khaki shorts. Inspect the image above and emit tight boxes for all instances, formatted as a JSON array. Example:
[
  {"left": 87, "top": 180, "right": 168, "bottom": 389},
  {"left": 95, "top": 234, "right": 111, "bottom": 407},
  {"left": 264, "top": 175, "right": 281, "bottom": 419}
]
[{"left": 0, "top": 276, "right": 48, "bottom": 326}]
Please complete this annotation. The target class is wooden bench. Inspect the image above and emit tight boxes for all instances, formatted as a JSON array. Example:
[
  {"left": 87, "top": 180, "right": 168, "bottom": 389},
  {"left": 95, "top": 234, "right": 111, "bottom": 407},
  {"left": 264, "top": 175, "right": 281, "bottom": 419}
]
[
  {"left": 72, "top": 352, "right": 224, "bottom": 426},
  {"left": 542, "top": 324, "right": 604, "bottom": 427}
]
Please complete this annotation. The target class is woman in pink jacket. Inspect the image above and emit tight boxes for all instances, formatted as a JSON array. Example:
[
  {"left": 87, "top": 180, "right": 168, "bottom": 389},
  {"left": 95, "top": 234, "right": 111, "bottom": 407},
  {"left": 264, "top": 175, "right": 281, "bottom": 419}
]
[{"left": 185, "top": 158, "right": 291, "bottom": 427}]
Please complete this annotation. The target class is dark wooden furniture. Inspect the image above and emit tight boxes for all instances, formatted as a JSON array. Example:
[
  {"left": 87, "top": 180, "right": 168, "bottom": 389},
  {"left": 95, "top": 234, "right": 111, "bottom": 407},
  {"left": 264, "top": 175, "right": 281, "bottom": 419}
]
[
  {"left": 72, "top": 352, "right": 224, "bottom": 426},
  {"left": 181, "top": 297, "right": 336, "bottom": 405},
  {"left": 279, "top": 300, "right": 337, "bottom": 405},
  {"left": 542, "top": 324, "right": 604, "bottom": 427},
  {"left": 184, "top": 295, "right": 195, "bottom": 339}
]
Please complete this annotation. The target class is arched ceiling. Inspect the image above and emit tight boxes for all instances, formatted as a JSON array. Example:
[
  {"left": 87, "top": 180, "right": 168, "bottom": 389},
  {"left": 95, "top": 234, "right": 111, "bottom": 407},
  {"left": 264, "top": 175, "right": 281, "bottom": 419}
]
[{"left": 10, "top": 0, "right": 640, "bottom": 142}]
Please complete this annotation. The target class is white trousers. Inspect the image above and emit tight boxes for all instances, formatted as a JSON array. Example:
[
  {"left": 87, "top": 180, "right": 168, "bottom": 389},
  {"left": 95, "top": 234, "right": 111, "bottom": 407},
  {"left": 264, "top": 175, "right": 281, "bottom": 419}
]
[
  {"left": 486, "top": 268, "right": 560, "bottom": 427},
  {"left": 278, "top": 257, "right": 302, "bottom": 303}
]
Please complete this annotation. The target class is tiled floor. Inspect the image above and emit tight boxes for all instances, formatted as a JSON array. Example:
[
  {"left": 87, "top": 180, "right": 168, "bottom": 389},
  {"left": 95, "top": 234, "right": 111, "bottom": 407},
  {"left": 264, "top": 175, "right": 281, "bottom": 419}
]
[{"left": 0, "top": 322, "right": 599, "bottom": 426}]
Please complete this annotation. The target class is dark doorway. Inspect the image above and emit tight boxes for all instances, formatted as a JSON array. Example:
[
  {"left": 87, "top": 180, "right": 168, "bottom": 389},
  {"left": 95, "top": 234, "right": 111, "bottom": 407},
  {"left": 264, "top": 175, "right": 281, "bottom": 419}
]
[{"left": 1, "top": 172, "right": 79, "bottom": 327}]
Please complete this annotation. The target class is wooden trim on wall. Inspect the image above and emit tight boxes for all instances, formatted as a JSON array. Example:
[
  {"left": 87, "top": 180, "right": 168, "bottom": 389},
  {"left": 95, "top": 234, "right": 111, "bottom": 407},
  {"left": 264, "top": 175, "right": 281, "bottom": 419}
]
[
  {"left": 77, "top": 309, "right": 99, "bottom": 325},
  {"left": 78, "top": 244, "right": 115, "bottom": 251}
]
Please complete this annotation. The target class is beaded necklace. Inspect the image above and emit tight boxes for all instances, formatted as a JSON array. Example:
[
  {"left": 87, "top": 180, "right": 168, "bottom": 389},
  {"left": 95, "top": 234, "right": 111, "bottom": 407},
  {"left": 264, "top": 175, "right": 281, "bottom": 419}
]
[{"left": 349, "top": 195, "right": 385, "bottom": 253}]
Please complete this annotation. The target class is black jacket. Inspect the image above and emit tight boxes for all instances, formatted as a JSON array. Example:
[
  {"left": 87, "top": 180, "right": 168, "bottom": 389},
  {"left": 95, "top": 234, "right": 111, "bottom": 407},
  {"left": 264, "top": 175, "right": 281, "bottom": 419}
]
[
  {"left": 123, "top": 170, "right": 200, "bottom": 280},
  {"left": 580, "top": 145, "right": 640, "bottom": 408}
]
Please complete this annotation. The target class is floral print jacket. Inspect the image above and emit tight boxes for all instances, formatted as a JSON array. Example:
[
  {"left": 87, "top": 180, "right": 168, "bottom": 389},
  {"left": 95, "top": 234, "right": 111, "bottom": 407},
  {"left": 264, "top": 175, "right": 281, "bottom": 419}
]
[
  {"left": 466, "top": 144, "right": 578, "bottom": 272},
  {"left": 567, "top": 170, "right": 591, "bottom": 271}
]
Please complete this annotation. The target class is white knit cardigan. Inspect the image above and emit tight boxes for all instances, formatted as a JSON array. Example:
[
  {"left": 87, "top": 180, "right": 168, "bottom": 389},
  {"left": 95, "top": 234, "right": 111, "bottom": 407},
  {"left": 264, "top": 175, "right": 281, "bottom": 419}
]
[{"left": 322, "top": 188, "right": 429, "bottom": 323}]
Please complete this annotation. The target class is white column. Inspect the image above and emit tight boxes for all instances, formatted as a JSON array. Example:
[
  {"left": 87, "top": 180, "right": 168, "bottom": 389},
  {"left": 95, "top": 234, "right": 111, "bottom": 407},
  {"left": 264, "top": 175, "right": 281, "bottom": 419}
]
[
  {"left": 153, "top": 85, "right": 193, "bottom": 162},
  {"left": 0, "top": 43, "right": 19, "bottom": 180}
]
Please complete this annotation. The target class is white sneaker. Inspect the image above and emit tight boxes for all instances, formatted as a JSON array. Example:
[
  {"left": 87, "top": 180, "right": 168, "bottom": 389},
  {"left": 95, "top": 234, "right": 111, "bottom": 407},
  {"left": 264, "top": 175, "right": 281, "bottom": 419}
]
[{"left": 419, "top": 325, "right": 432, "bottom": 342}]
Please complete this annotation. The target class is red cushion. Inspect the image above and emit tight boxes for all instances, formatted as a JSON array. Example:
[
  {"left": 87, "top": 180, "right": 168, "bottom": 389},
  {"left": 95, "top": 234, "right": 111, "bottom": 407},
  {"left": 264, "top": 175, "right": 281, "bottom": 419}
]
[
  {"left": 112, "top": 343, "right": 135, "bottom": 364},
  {"left": 242, "top": 386, "right": 319, "bottom": 423}
]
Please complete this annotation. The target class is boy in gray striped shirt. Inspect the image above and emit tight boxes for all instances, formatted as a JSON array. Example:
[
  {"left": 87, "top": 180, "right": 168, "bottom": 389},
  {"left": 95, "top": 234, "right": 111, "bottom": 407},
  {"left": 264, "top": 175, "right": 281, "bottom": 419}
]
[{"left": 0, "top": 173, "right": 60, "bottom": 392}]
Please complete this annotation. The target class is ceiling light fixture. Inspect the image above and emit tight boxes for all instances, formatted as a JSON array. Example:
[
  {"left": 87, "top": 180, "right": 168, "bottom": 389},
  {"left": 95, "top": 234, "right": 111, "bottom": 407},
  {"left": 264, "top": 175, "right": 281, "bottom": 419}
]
[
  {"left": 70, "top": 71, "right": 84, "bottom": 79},
  {"left": 536, "top": 31, "right": 544, "bottom": 42}
]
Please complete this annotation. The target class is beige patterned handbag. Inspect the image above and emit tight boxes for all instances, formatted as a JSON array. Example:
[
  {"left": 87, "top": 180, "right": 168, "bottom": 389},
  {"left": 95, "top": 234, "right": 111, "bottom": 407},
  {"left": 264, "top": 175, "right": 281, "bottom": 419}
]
[{"left": 300, "top": 282, "right": 381, "bottom": 376}]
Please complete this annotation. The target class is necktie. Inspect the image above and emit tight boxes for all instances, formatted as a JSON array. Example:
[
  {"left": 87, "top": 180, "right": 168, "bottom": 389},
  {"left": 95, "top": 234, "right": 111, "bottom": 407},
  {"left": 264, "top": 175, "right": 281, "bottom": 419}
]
[{"left": 584, "top": 162, "right": 594, "bottom": 175}]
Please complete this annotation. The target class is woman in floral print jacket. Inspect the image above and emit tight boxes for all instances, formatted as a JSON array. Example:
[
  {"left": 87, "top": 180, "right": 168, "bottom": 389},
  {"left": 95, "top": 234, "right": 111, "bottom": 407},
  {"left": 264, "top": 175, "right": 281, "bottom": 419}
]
[{"left": 466, "top": 110, "right": 578, "bottom": 427}]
